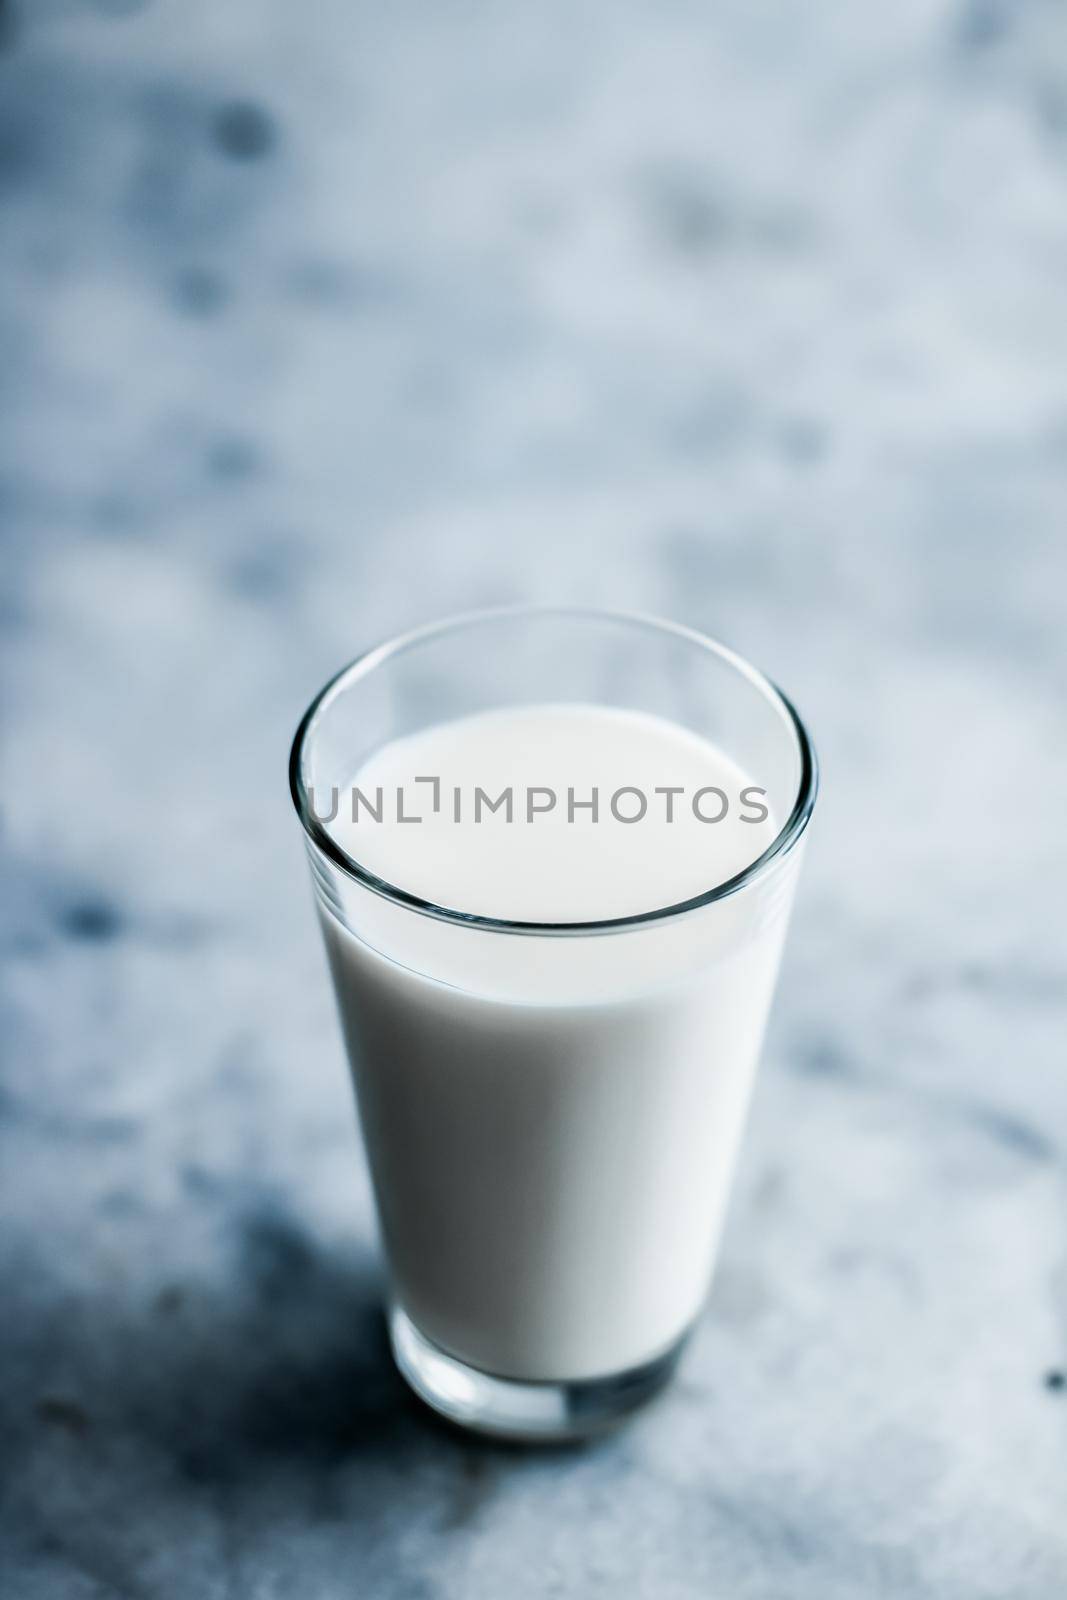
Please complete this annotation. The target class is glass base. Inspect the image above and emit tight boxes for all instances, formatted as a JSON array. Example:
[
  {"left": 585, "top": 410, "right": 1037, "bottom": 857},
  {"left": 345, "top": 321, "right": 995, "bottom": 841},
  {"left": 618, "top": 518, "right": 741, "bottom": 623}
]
[{"left": 389, "top": 1304, "right": 689, "bottom": 1442}]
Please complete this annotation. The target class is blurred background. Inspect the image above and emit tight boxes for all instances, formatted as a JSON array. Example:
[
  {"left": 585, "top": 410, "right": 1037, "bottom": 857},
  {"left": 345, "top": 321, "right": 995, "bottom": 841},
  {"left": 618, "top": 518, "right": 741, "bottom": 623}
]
[{"left": 2, "top": 2, "right": 1066, "bottom": 1596}]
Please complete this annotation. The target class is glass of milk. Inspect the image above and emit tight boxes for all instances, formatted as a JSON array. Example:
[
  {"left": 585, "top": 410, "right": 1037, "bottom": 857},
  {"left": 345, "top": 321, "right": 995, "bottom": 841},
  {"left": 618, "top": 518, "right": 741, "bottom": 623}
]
[{"left": 290, "top": 607, "right": 817, "bottom": 1439}]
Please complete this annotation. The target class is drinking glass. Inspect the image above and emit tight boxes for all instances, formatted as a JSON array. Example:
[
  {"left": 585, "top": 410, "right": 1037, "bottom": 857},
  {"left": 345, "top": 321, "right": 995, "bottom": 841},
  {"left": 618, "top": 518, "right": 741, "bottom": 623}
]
[{"left": 290, "top": 607, "right": 817, "bottom": 1439}]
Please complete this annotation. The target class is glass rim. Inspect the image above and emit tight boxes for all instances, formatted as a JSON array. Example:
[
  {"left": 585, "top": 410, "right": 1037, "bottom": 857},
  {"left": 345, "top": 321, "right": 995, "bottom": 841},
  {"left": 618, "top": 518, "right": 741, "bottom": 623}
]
[{"left": 289, "top": 604, "right": 818, "bottom": 936}]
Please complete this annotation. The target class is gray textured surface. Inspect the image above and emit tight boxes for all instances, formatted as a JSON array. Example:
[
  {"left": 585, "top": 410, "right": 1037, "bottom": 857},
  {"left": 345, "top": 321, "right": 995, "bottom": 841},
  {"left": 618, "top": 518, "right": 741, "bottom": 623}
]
[{"left": 2, "top": 2, "right": 1067, "bottom": 1596}]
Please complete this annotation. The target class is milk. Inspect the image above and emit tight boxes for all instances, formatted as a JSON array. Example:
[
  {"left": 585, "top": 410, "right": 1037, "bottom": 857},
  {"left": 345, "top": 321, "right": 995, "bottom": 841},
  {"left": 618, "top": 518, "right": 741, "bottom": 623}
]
[{"left": 319, "top": 704, "right": 799, "bottom": 1381}]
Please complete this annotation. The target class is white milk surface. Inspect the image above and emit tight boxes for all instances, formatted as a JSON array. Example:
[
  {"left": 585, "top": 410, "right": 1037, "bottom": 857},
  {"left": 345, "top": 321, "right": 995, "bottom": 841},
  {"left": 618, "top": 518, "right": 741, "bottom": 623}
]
[{"left": 320, "top": 705, "right": 798, "bottom": 1380}]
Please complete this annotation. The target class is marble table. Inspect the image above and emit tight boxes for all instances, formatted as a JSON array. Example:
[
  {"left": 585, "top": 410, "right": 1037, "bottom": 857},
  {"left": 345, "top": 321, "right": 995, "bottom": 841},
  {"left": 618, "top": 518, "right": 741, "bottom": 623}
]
[{"left": 2, "top": 2, "right": 1065, "bottom": 1595}]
